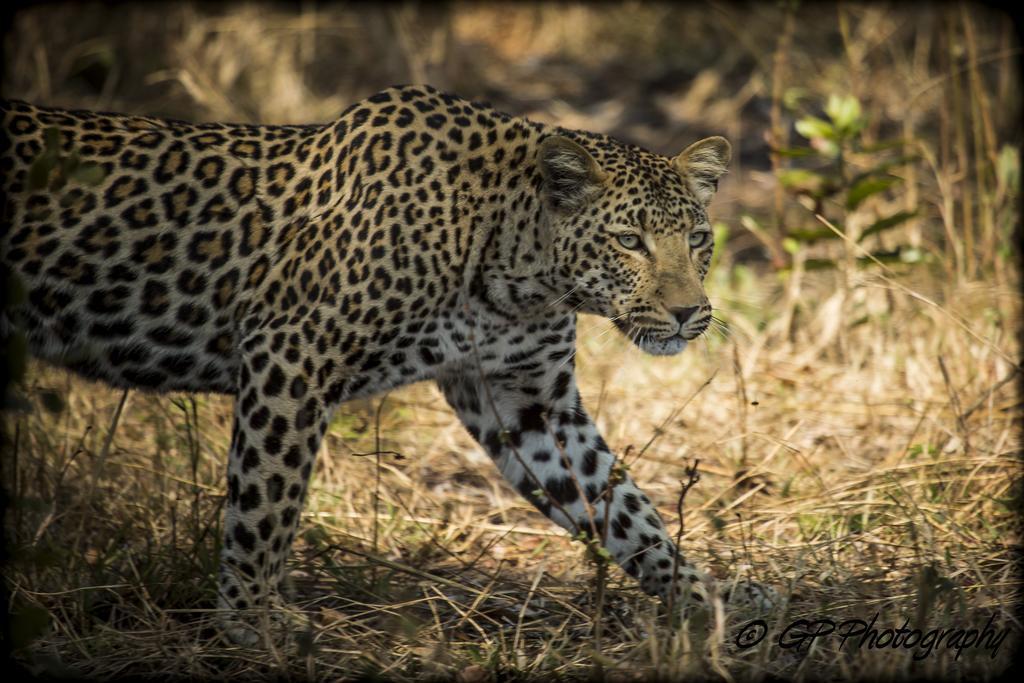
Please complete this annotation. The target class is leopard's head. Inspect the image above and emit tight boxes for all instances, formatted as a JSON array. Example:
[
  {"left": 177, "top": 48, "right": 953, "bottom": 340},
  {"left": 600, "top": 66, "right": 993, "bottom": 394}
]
[{"left": 538, "top": 132, "right": 730, "bottom": 356}]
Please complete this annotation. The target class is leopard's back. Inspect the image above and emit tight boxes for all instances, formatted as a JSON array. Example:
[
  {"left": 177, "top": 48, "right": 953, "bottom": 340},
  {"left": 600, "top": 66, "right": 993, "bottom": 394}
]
[{"left": 0, "top": 99, "right": 320, "bottom": 393}]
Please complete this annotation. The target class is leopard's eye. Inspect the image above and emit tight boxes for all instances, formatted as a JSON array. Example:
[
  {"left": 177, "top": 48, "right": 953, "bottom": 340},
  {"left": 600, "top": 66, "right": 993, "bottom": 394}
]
[
  {"left": 617, "top": 233, "right": 642, "bottom": 250},
  {"left": 688, "top": 230, "right": 711, "bottom": 249}
]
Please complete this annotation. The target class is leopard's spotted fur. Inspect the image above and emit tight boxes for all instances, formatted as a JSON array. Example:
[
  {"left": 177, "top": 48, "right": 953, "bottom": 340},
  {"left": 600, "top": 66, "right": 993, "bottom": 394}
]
[{"left": 1, "top": 85, "right": 774, "bottom": 643}]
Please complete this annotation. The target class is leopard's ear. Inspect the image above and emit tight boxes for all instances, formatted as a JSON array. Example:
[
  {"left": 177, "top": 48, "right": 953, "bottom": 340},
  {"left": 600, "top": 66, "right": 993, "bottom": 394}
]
[
  {"left": 538, "top": 135, "right": 606, "bottom": 213},
  {"left": 672, "top": 136, "right": 731, "bottom": 205}
]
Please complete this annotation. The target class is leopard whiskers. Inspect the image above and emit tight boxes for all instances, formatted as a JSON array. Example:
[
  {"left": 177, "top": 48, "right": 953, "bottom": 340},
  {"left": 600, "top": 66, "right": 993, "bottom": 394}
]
[
  {"left": 588, "top": 311, "right": 630, "bottom": 340},
  {"left": 554, "top": 345, "right": 580, "bottom": 372},
  {"left": 711, "top": 292, "right": 763, "bottom": 307},
  {"left": 566, "top": 297, "right": 589, "bottom": 317},
  {"left": 707, "top": 314, "right": 731, "bottom": 343},
  {"left": 546, "top": 284, "right": 581, "bottom": 309},
  {"left": 554, "top": 311, "right": 627, "bottom": 372},
  {"left": 628, "top": 321, "right": 642, "bottom": 351}
]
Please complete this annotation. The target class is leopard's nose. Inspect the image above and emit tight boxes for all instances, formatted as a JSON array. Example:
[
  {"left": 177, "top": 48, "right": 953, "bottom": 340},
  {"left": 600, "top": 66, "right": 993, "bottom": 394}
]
[{"left": 670, "top": 306, "right": 699, "bottom": 326}]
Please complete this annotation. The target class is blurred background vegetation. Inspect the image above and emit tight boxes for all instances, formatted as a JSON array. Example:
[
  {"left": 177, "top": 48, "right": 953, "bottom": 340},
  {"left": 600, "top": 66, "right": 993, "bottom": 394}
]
[{"left": 2, "top": 2, "right": 1021, "bottom": 681}]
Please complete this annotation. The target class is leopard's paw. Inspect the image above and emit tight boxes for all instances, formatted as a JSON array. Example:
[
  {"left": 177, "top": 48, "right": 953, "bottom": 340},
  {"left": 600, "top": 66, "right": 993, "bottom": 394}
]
[{"left": 216, "top": 594, "right": 307, "bottom": 646}]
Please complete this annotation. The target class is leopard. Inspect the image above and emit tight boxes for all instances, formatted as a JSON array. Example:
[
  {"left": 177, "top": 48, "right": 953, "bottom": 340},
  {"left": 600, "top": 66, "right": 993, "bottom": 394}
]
[{"left": 1, "top": 84, "right": 775, "bottom": 644}]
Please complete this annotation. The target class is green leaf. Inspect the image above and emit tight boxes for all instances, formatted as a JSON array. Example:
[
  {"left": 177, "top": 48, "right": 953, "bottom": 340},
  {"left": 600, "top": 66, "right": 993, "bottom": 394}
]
[
  {"left": 28, "top": 154, "right": 56, "bottom": 190},
  {"left": 898, "top": 246, "right": 924, "bottom": 264},
  {"left": 69, "top": 44, "right": 116, "bottom": 78},
  {"left": 857, "top": 210, "right": 918, "bottom": 242},
  {"left": 855, "top": 248, "right": 908, "bottom": 267},
  {"left": 710, "top": 221, "right": 729, "bottom": 273},
  {"left": 813, "top": 138, "right": 840, "bottom": 158},
  {"left": 783, "top": 87, "right": 810, "bottom": 111},
  {"left": 43, "top": 126, "right": 61, "bottom": 152},
  {"left": 69, "top": 163, "right": 107, "bottom": 186},
  {"left": 849, "top": 155, "right": 920, "bottom": 186},
  {"left": 778, "top": 168, "right": 826, "bottom": 194},
  {"left": 301, "top": 525, "right": 331, "bottom": 546},
  {"left": 61, "top": 151, "right": 81, "bottom": 175},
  {"left": 739, "top": 214, "right": 764, "bottom": 232},
  {"left": 771, "top": 146, "right": 816, "bottom": 158},
  {"left": 804, "top": 258, "right": 839, "bottom": 271},
  {"left": 795, "top": 116, "right": 835, "bottom": 141},
  {"left": 790, "top": 246, "right": 921, "bottom": 268},
  {"left": 860, "top": 138, "right": 910, "bottom": 153},
  {"left": 825, "top": 94, "right": 863, "bottom": 136},
  {"left": 997, "top": 145, "right": 1019, "bottom": 194},
  {"left": 846, "top": 176, "right": 899, "bottom": 210},
  {"left": 787, "top": 226, "right": 843, "bottom": 243}
]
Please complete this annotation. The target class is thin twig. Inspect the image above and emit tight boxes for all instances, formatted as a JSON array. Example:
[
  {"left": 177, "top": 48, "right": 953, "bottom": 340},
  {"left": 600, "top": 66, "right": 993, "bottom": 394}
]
[
  {"left": 938, "top": 356, "right": 971, "bottom": 455},
  {"left": 371, "top": 391, "right": 391, "bottom": 584},
  {"left": 665, "top": 459, "right": 701, "bottom": 658},
  {"left": 90, "top": 389, "right": 130, "bottom": 492}
]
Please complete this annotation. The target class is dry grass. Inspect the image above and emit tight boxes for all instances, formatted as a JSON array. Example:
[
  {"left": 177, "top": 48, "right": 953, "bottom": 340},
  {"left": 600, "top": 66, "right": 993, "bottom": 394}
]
[{"left": 2, "top": 2, "right": 1021, "bottom": 681}]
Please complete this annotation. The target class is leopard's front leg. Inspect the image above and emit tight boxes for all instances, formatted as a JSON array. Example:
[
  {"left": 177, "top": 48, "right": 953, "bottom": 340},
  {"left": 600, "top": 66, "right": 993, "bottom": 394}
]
[
  {"left": 217, "top": 334, "right": 332, "bottom": 644},
  {"left": 438, "top": 359, "right": 716, "bottom": 613}
]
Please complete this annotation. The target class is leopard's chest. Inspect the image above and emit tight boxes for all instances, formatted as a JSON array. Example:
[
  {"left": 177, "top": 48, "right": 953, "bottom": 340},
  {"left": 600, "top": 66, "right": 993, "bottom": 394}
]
[{"left": 321, "top": 305, "right": 574, "bottom": 405}]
